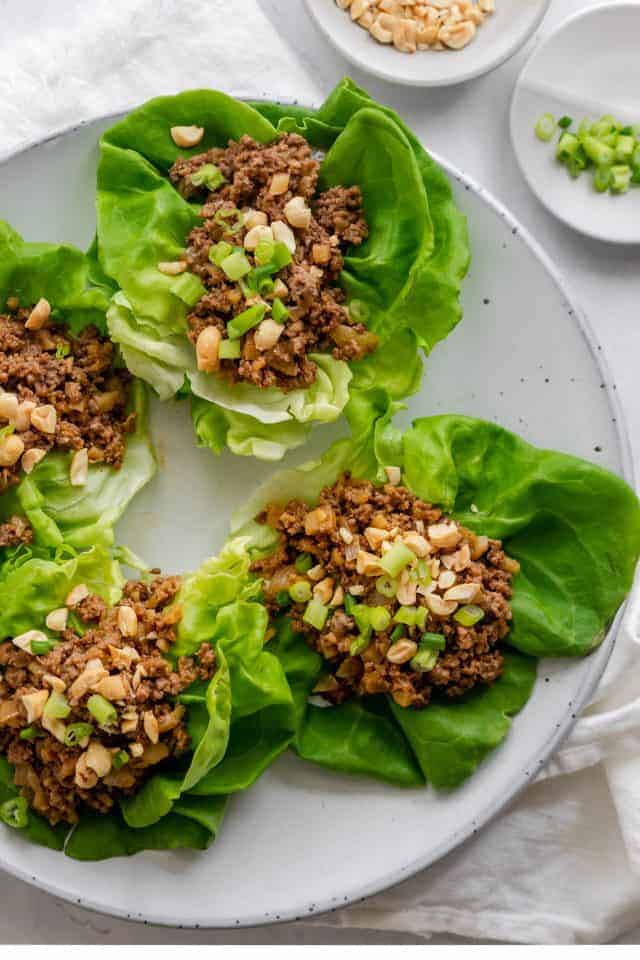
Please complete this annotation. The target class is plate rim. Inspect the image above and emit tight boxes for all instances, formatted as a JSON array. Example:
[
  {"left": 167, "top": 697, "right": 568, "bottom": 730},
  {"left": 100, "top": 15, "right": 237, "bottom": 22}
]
[
  {"left": 509, "top": 0, "right": 640, "bottom": 245},
  {"left": 303, "top": 0, "right": 553, "bottom": 88},
  {"left": 0, "top": 104, "right": 634, "bottom": 929}
]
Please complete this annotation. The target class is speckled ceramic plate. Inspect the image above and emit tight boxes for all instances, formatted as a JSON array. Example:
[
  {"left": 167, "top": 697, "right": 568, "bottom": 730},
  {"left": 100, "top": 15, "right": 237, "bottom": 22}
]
[{"left": 0, "top": 105, "right": 632, "bottom": 928}]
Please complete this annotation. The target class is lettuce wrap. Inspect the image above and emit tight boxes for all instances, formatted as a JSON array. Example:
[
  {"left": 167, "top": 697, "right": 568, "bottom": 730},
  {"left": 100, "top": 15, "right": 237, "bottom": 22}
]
[
  {"left": 227, "top": 415, "right": 640, "bottom": 789},
  {"left": 0, "top": 539, "right": 294, "bottom": 859},
  {"left": 0, "top": 221, "right": 156, "bottom": 556},
  {"left": 95, "top": 78, "right": 469, "bottom": 461}
]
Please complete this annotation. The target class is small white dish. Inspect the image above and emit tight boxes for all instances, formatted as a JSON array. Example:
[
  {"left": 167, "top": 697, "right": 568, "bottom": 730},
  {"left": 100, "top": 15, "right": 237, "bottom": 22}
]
[
  {"left": 510, "top": 2, "right": 640, "bottom": 245},
  {"left": 304, "top": 0, "right": 551, "bottom": 87}
]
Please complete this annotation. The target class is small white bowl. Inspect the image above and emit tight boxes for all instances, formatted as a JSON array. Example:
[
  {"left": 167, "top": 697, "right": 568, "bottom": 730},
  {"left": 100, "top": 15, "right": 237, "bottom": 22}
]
[
  {"left": 304, "top": 0, "right": 552, "bottom": 87},
  {"left": 510, "top": 2, "right": 640, "bottom": 244}
]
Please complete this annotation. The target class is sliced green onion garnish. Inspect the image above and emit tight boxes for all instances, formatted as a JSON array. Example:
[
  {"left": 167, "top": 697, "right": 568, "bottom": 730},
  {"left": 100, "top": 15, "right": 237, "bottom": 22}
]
[
  {"left": 394, "top": 606, "right": 419, "bottom": 626},
  {"left": 420, "top": 632, "right": 446, "bottom": 651},
  {"left": 87, "top": 694, "right": 117, "bottom": 726},
  {"left": 380, "top": 542, "right": 414, "bottom": 578},
  {"left": 410, "top": 648, "right": 439, "bottom": 674},
  {"left": 209, "top": 240, "right": 233, "bottom": 266},
  {"left": 344, "top": 594, "right": 357, "bottom": 616},
  {"left": 368, "top": 606, "right": 391, "bottom": 632},
  {"left": 349, "top": 632, "right": 372, "bottom": 657},
  {"left": 227, "top": 303, "right": 266, "bottom": 339},
  {"left": 272, "top": 242, "right": 293, "bottom": 270},
  {"left": 169, "top": 272, "right": 206, "bottom": 306},
  {"left": 271, "top": 297, "right": 289, "bottom": 324},
  {"left": 375, "top": 575, "right": 397, "bottom": 598},
  {"left": 112, "top": 750, "right": 130, "bottom": 771},
  {"left": 254, "top": 238, "right": 275, "bottom": 266},
  {"left": 0, "top": 424, "right": 15, "bottom": 441},
  {"left": 218, "top": 339, "right": 242, "bottom": 360},
  {"left": 534, "top": 113, "right": 556, "bottom": 142},
  {"left": 558, "top": 115, "right": 573, "bottom": 129},
  {"left": 289, "top": 580, "right": 312, "bottom": 604},
  {"left": 64, "top": 723, "right": 94, "bottom": 747},
  {"left": 276, "top": 590, "right": 291, "bottom": 608},
  {"left": 0, "top": 796, "right": 28, "bottom": 829},
  {"left": 43, "top": 691, "right": 71, "bottom": 720},
  {"left": 30, "top": 638, "right": 56, "bottom": 656},
  {"left": 295, "top": 553, "right": 313, "bottom": 573},
  {"left": 19, "top": 725, "right": 45, "bottom": 741},
  {"left": 220, "top": 251, "right": 252, "bottom": 282},
  {"left": 190, "top": 163, "right": 225, "bottom": 191},
  {"left": 55, "top": 342, "right": 71, "bottom": 359},
  {"left": 454, "top": 604, "right": 485, "bottom": 627},
  {"left": 303, "top": 598, "right": 329, "bottom": 631},
  {"left": 390, "top": 624, "right": 404, "bottom": 643},
  {"left": 214, "top": 206, "right": 241, "bottom": 226}
]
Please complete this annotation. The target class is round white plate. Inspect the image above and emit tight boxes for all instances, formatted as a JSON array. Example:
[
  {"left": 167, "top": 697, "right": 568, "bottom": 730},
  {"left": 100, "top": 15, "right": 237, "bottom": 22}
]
[
  {"left": 510, "top": 2, "right": 640, "bottom": 244},
  {"left": 0, "top": 108, "right": 632, "bottom": 927},
  {"left": 305, "top": 0, "right": 551, "bottom": 87}
]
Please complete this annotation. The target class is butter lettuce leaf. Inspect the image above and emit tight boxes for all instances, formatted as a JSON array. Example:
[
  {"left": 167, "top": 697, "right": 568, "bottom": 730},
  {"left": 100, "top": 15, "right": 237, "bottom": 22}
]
[
  {"left": 226, "top": 414, "right": 640, "bottom": 788},
  {"left": 95, "top": 82, "right": 469, "bottom": 459}
]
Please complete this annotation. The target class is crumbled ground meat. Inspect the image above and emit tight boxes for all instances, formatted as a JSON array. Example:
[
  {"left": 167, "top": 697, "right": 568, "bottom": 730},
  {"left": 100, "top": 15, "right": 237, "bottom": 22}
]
[
  {"left": 169, "top": 133, "right": 376, "bottom": 393},
  {"left": 252, "top": 473, "right": 519, "bottom": 710},
  {"left": 0, "top": 575, "right": 216, "bottom": 826},
  {"left": 0, "top": 305, "right": 135, "bottom": 490},
  {"left": 0, "top": 515, "right": 32, "bottom": 548}
]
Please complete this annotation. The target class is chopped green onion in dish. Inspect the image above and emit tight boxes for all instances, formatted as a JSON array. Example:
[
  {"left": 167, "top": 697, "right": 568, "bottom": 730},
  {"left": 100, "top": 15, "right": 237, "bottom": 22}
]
[
  {"left": 410, "top": 648, "right": 439, "bottom": 673},
  {"left": 375, "top": 575, "right": 397, "bottom": 598},
  {"left": 295, "top": 553, "right": 313, "bottom": 573},
  {"left": 30, "top": 638, "right": 56, "bottom": 655},
  {"left": 303, "top": 598, "right": 329, "bottom": 631},
  {"left": 271, "top": 297, "right": 289, "bottom": 324},
  {"left": 190, "top": 163, "right": 225, "bottom": 191},
  {"left": 64, "top": 723, "right": 95, "bottom": 747},
  {"left": 218, "top": 339, "right": 242, "bottom": 360},
  {"left": 209, "top": 240, "right": 233, "bottom": 266},
  {"left": 380, "top": 541, "right": 414, "bottom": 577},
  {"left": 534, "top": 113, "right": 556, "bottom": 142},
  {"left": 419, "top": 632, "right": 447, "bottom": 651},
  {"left": 368, "top": 606, "right": 391, "bottom": 632},
  {"left": 112, "top": 750, "right": 130, "bottom": 771},
  {"left": 349, "top": 633, "right": 372, "bottom": 656},
  {"left": 19, "top": 725, "right": 46, "bottom": 741},
  {"left": 535, "top": 112, "right": 640, "bottom": 196},
  {"left": 227, "top": 303, "right": 266, "bottom": 339},
  {"left": 220, "top": 251, "right": 252, "bottom": 282},
  {"left": 87, "top": 693, "right": 117, "bottom": 726},
  {"left": 454, "top": 604, "right": 485, "bottom": 627},
  {"left": 43, "top": 691, "right": 71, "bottom": 720},
  {"left": 289, "top": 580, "right": 312, "bottom": 604}
]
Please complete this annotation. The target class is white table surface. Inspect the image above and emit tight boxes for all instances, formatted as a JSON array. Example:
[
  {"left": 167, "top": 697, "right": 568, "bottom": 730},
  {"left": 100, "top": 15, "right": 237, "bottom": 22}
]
[{"left": 1, "top": 0, "right": 639, "bottom": 945}]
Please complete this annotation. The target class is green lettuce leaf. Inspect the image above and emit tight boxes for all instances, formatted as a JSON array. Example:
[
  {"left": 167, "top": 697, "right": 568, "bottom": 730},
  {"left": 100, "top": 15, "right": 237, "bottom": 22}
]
[
  {"left": 0, "top": 222, "right": 156, "bottom": 555},
  {"left": 95, "top": 82, "right": 468, "bottom": 459},
  {"left": 0, "top": 541, "right": 293, "bottom": 858},
  {"left": 226, "top": 414, "right": 640, "bottom": 787}
]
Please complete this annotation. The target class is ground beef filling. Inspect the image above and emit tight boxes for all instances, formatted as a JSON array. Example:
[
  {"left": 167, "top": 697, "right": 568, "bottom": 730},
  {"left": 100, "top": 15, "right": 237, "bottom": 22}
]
[
  {"left": 0, "top": 303, "right": 135, "bottom": 491},
  {"left": 0, "top": 515, "right": 33, "bottom": 548},
  {"left": 252, "top": 473, "right": 519, "bottom": 710},
  {"left": 0, "top": 575, "right": 216, "bottom": 826},
  {"left": 170, "top": 133, "right": 376, "bottom": 393}
]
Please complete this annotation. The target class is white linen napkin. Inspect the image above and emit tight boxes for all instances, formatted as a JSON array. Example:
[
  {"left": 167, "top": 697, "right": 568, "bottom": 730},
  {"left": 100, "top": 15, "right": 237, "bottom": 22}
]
[{"left": 1, "top": 0, "right": 639, "bottom": 944}]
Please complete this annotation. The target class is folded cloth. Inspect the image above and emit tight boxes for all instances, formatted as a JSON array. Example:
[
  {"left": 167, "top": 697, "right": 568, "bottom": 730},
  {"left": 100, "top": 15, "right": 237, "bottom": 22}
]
[
  {"left": 1, "top": 0, "right": 638, "bottom": 945},
  {"left": 318, "top": 574, "right": 640, "bottom": 944}
]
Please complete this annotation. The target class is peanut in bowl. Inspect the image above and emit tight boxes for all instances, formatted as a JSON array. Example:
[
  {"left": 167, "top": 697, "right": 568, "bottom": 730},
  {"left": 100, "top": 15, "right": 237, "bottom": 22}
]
[{"left": 305, "top": 0, "right": 552, "bottom": 87}]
